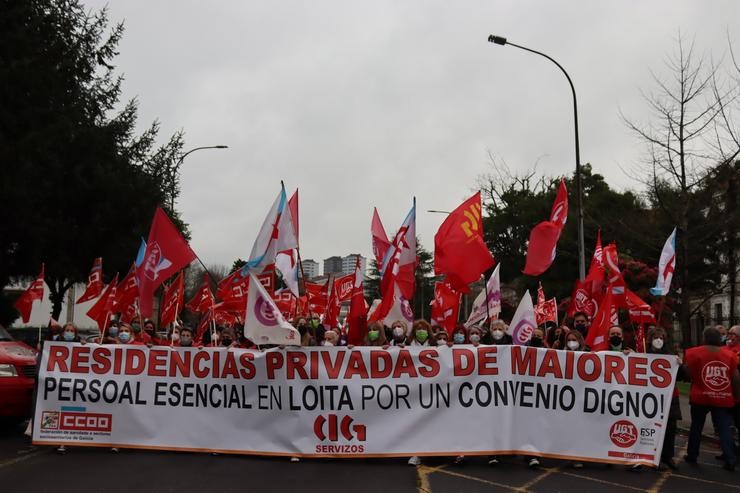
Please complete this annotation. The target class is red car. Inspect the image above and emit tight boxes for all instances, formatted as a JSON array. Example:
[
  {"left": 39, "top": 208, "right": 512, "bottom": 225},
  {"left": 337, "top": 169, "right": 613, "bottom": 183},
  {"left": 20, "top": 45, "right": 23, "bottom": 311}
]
[{"left": 0, "top": 326, "right": 37, "bottom": 421}]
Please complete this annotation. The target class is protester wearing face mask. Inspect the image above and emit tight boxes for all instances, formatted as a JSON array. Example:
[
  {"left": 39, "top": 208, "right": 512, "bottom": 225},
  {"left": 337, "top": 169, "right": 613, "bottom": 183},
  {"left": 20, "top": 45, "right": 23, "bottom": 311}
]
[
  {"left": 645, "top": 327, "right": 685, "bottom": 470},
  {"left": 435, "top": 331, "right": 450, "bottom": 347},
  {"left": 489, "top": 320, "right": 512, "bottom": 346},
  {"left": 429, "top": 323, "right": 443, "bottom": 341},
  {"left": 451, "top": 325, "right": 467, "bottom": 345},
  {"left": 219, "top": 327, "right": 239, "bottom": 348},
  {"left": 409, "top": 320, "right": 431, "bottom": 346},
  {"left": 60, "top": 323, "right": 80, "bottom": 343},
  {"left": 323, "top": 330, "right": 339, "bottom": 347},
  {"left": 102, "top": 322, "right": 120, "bottom": 344},
  {"left": 177, "top": 327, "right": 195, "bottom": 348},
  {"left": 389, "top": 321, "right": 408, "bottom": 347},
  {"left": 468, "top": 326, "right": 484, "bottom": 346},
  {"left": 116, "top": 323, "right": 143, "bottom": 345},
  {"left": 606, "top": 326, "right": 634, "bottom": 354},
  {"left": 572, "top": 312, "right": 590, "bottom": 338},
  {"left": 565, "top": 330, "right": 585, "bottom": 352},
  {"left": 527, "top": 327, "right": 547, "bottom": 349},
  {"left": 140, "top": 319, "right": 156, "bottom": 344},
  {"left": 364, "top": 321, "right": 387, "bottom": 346}
]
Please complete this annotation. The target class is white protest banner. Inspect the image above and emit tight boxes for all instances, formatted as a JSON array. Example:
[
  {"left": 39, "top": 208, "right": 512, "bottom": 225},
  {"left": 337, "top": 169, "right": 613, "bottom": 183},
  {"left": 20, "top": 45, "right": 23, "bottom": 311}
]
[{"left": 33, "top": 342, "right": 677, "bottom": 466}]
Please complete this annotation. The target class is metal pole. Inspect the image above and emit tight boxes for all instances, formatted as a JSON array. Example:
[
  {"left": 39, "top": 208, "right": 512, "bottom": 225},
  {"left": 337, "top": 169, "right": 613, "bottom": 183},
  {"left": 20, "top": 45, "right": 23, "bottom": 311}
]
[
  {"left": 171, "top": 145, "right": 228, "bottom": 210},
  {"left": 488, "top": 35, "right": 586, "bottom": 280}
]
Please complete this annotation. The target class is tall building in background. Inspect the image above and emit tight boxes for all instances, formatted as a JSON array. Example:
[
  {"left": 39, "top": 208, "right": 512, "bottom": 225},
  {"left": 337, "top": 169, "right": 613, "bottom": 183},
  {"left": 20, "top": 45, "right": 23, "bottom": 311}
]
[
  {"left": 341, "top": 254, "right": 366, "bottom": 276},
  {"left": 300, "top": 259, "right": 320, "bottom": 279},
  {"left": 323, "top": 256, "right": 343, "bottom": 276}
]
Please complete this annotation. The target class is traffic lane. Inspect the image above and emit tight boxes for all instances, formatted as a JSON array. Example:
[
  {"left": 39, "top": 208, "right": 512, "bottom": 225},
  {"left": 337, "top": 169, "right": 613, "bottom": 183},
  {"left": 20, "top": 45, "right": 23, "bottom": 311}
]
[{"left": 0, "top": 445, "right": 418, "bottom": 493}]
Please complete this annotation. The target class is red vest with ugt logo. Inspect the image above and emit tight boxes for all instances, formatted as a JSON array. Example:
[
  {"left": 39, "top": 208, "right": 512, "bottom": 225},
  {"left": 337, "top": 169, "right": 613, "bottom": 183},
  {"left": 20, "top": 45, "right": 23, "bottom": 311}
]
[{"left": 685, "top": 346, "right": 735, "bottom": 407}]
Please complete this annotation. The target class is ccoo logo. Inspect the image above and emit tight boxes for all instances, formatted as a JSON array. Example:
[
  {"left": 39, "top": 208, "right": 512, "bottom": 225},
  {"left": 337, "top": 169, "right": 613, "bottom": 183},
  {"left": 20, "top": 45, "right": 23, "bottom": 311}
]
[{"left": 609, "top": 420, "right": 637, "bottom": 448}]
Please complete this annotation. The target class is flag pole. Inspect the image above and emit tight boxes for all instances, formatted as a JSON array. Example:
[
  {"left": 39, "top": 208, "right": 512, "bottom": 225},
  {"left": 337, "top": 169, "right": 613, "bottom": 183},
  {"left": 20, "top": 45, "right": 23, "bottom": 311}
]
[{"left": 482, "top": 273, "right": 491, "bottom": 324}]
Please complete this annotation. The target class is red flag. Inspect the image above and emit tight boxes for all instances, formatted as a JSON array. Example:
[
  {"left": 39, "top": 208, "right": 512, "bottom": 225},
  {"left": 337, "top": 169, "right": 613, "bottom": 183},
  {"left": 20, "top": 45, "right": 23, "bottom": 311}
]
[
  {"left": 194, "top": 311, "right": 213, "bottom": 344},
  {"left": 288, "top": 189, "right": 299, "bottom": 244},
  {"left": 160, "top": 272, "right": 184, "bottom": 327},
  {"left": 14, "top": 264, "right": 45, "bottom": 323},
  {"left": 602, "top": 242, "right": 626, "bottom": 304},
  {"left": 585, "top": 288, "right": 617, "bottom": 351},
  {"left": 274, "top": 291, "right": 297, "bottom": 317},
  {"left": 566, "top": 279, "right": 598, "bottom": 318},
  {"left": 430, "top": 281, "right": 460, "bottom": 335},
  {"left": 187, "top": 274, "right": 215, "bottom": 313},
  {"left": 534, "top": 284, "right": 558, "bottom": 325},
  {"left": 371, "top": 208, "right": 391, "bottom": 267},
  {"left": 114, "top": 264, "right": 139, "bottom": 312},
  {"left": 324, "top": 276, "right": 341, "bottom": 328},
  {"left": 86, "top": 273, "right": 119, "bottom": 331},
  {"left": 76, "top": 258, "right": 104, "bottom": 304},
  {"left": 347, "top": 258, "right": 368, "bottom": 345},
  {"left": 585, "top": 231, "right": 605, "bottom": 295},
  {"left": 537, "top": 283, "right": 546, "bottom": 306},
  {"left": 333, "top": 273, "right": 355, "bottom": 302},
  {"left": 623, "top": 289, "right": 656, "bottom": 325},
  {"left": 137, "top": 207, "right": 197, "bottom": 317},
  {"left": 305, "top": 279, "right": 330, "bottom": 314},
  {"left": 523, "top": 180, "right": 568, "bottom": 276},
  {"left": 434, "top": 192, "right": 495, "bottom": 292},
  {"left": 549, "top": 179, "right": 568, "bottom": 229}
]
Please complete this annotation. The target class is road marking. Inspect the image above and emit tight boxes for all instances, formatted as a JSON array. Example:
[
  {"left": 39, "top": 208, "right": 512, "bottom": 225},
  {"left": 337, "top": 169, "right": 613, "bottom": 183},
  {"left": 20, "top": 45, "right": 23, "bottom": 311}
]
[
  {"left": 0, "top": 450, "right": 46, "bottom": 470},
  {"left": 557, "top": 470, "right": 647, "bottom": 492},
  {"left": 520, "top": 466, "right": 560, "bottom": 490},
  {"left": 647, "top": 442, "right": 688, "bottom": 493},
  {"left": 430, "top": 466, "right": 527, "bottom": 492},
  {"left": 667, "top": 473, "right": 740, "bottom": 490},
  {"left": 417, "top": 463, "right": 448, "bottom": 493}
]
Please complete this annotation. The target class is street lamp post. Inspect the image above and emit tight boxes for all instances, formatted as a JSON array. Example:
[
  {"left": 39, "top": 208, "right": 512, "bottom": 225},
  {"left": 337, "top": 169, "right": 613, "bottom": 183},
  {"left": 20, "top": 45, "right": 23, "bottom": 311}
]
[
  {"left": 487, "top": 34, "right": 586, "bottom": 280},
  {"left": 170, "top": 145, "right": 229, "bottom": 210}
]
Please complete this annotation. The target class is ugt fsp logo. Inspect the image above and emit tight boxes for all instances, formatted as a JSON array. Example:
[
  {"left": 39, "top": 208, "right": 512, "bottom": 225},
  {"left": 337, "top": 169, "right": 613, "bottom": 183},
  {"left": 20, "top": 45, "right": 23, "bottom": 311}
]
[
  {"left": 609, "top": 420, "right": 637, "bottom": 448},
  {"left": 313, "top": 414, "right": 366, "bottom": 442}
]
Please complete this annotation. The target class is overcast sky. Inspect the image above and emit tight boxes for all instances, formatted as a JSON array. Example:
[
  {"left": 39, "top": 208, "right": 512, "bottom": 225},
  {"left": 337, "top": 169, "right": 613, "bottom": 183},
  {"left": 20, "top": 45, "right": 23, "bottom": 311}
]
[{"left": 84, "top": 0, "right": 739, "bottom": 271}]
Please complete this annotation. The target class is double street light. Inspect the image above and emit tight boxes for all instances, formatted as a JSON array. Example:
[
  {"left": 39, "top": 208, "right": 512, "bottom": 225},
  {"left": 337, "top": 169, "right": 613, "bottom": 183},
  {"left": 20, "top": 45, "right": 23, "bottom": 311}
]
[
  {"left": 171, "top": 145, "right": 229, "bottom": 210},
  {"left": 487, "top": 34, "right": 586, "bottom": 280}
]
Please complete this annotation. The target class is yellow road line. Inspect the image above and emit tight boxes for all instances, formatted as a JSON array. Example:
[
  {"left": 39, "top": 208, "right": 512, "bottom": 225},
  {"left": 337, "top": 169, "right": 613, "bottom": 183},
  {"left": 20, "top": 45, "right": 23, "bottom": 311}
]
[
  {"left": 0, "top": 450, "right": 46, "bottom": 470},
  {"left": 520, "top": 466, "right": 560, "bottom": 490},
  {"left": 667, "top": 473, "right": 740, "bottom": 490},
  {"left": 557, "top": 470, "right": 647, "bottom": 492},
  {"left": 432, "top": 466, "right": 528, "bottom": 492}
]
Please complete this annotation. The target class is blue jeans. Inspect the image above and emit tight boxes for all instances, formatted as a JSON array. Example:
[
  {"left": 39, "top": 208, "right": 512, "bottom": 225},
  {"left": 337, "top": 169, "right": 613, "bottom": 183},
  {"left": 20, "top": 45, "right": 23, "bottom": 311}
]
[{"left": 688, "top": 404, "right": 736, "bottom": 465}]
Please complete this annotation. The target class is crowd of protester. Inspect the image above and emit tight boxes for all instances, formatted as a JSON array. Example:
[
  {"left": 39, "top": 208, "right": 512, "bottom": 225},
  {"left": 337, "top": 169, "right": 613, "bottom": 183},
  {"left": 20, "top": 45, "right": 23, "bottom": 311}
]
[{"left": 35, "top": 312, "right": 740, "bottom": 472}]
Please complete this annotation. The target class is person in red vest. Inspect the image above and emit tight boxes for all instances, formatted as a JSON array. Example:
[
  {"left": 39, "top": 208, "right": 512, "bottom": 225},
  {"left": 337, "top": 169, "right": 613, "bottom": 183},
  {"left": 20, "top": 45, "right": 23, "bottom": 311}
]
[{"left": 684, "top": 326, "right": 740, "bottom": 471}]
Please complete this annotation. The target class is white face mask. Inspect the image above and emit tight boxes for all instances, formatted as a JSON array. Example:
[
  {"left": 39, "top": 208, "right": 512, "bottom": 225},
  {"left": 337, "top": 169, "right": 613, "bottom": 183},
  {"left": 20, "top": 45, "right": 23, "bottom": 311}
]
[
  {"left": 324, "top": 341, "right": 334, "bottom": 347},
  {"left": 436, "top": 339, "right": 447, "bottom": 346},
  {"left": 651, "top": 338, "right": 664, "bottom": 350},
  {"left": 171, "top": 333, "right": 180, "bottom": 342},
  {"left": 567, "top": 340, "right": 580, "bottom": 351},
  {"left": 392, "top": 327, "right": 404, "bottom": 338},
  {"left": 492, "top": 329, "right": 504, "bottom": 340},
  {"left": 470, "top": 334, "right": 481, "bottom": 343}
]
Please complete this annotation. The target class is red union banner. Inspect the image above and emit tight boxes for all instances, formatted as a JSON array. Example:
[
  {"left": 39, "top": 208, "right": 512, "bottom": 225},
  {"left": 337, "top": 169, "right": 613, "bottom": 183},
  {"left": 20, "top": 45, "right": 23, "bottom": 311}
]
[{"left": 33, "top": 342, "right": 677, "bottom": 466}]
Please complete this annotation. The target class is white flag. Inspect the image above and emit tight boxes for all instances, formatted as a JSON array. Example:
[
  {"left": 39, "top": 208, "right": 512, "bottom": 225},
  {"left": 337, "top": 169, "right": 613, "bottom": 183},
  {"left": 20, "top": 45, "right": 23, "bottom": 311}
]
[
  {"left": 465, "top": 264, "right": 501, "bottom": 327},
  {"left": 507, "top": 290, "right": 537, "bottom": 345},
  {"left": 245, "top": 185, "right": 298, "bottom": 274},
  {"left": 650, "top": 228, "right": 676, "bottom": 297},
  {"left": 245, "top": 274, "right": 300, "bottom": 346},
  {"left": 275, "top": 249, "right": 300, "bottom": 298}
]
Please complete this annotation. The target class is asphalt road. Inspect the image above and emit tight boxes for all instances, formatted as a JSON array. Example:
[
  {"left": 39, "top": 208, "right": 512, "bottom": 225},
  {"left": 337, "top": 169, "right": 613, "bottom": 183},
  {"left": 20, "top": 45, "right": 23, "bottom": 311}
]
[{"left": 0, "top": 422, "right": 737, "bottom": 493}]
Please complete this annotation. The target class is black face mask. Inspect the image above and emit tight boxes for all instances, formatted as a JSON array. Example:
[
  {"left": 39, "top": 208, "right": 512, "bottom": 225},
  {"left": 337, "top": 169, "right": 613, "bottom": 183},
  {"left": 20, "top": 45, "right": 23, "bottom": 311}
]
[
  {"left": 530, "top": 337, "right": 544, "bottom": 348},
  {"left": 574, "top": 323, "right": 587, "bottom": 335},
  {"left": 221, "top": 338, "right": 233, "bottom": 346},
  {"left": 298, "top": 325, "right": 308, "bottom": 336},
  {"left": 609, "top": 335, "right": 622, "bottom": 347}
]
